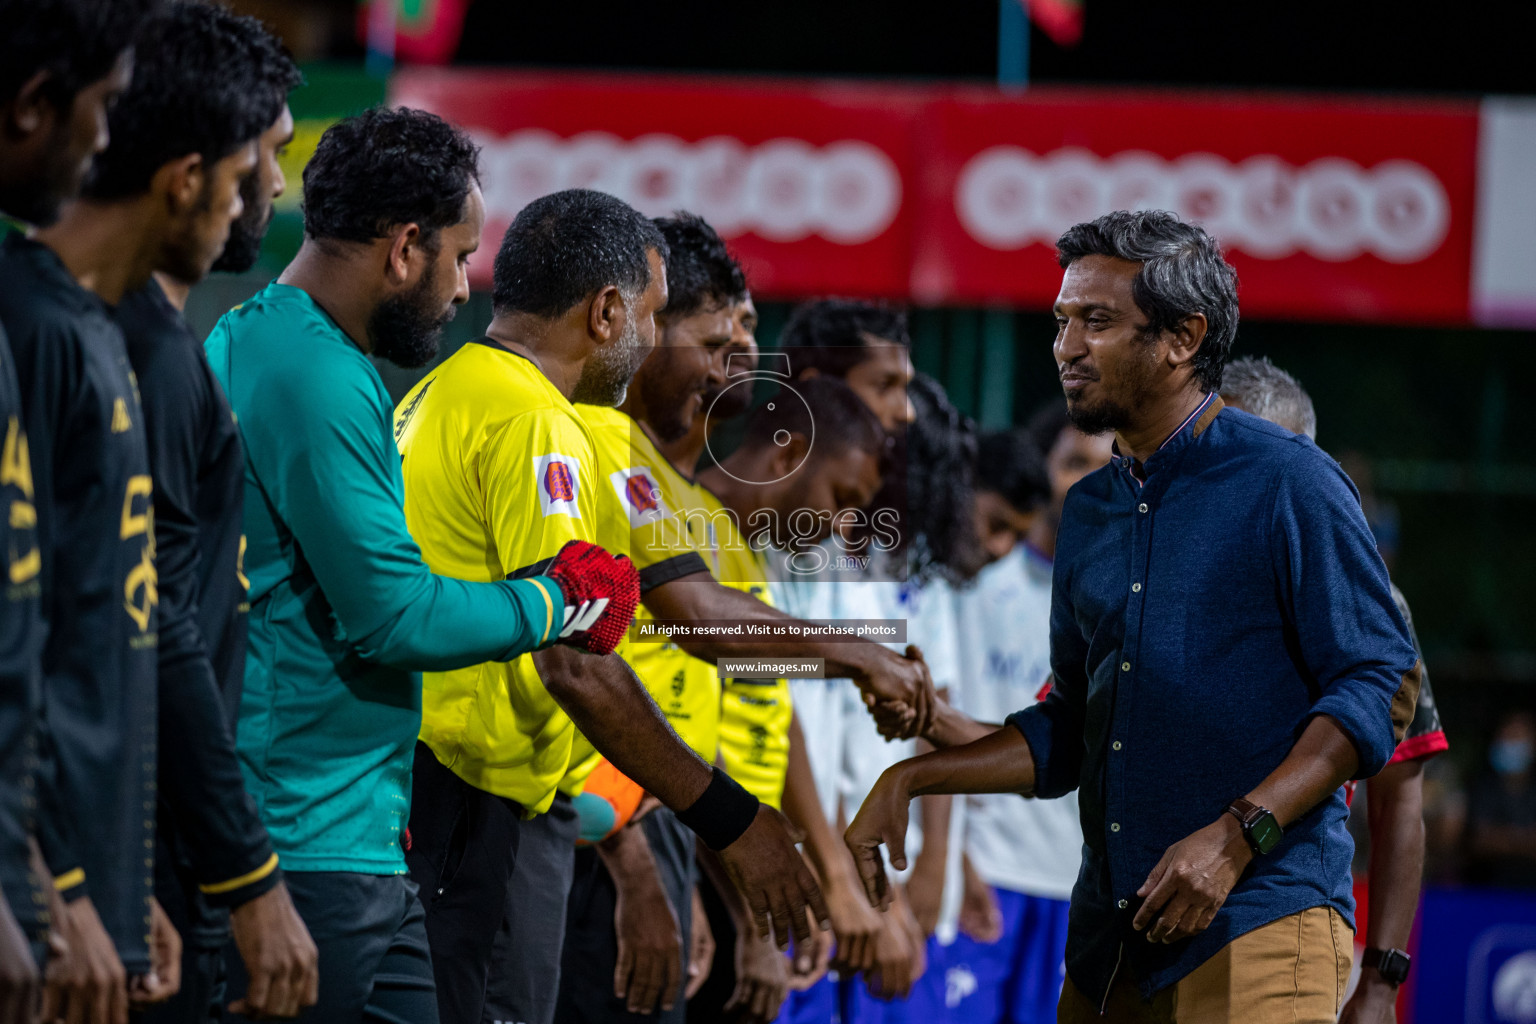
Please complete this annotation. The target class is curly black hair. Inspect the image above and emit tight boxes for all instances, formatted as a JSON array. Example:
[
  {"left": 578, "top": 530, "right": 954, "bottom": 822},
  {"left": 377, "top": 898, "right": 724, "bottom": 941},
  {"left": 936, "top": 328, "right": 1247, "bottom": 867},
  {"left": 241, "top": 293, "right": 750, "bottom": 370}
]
[
  {"left": 82, "top": 1, "right": 296, "bottom": 201},
  {"left": 0, "top": 0, "right": 155, "bottom": 109},
  {"left": 856, "top": 373, "right": 981, "bottom": 585},
  {"left": 781, "top": 298, "right": 909, "bottom": 381},
  {"left": 301, "top": 106, "right": 480, "bottom": 247},
  {"left": 492, "top": 188, "right": 668, "bottom": 318},
  {"left": 653, "top": 211, "right": 746, "bottom": 322}
]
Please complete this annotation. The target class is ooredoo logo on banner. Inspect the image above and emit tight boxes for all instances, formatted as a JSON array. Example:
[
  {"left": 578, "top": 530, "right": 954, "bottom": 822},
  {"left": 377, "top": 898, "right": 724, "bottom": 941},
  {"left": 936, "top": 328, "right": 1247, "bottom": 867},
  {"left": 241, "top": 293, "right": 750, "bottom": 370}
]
[
  {"left": 389, "top": 68, "right": 920, "bottom": 299},
  {"left": 913, "top": 90, "right": 1479, "bottom": 323},
  {"left": 389, "top": 69, "right": 1489, "bottom": 326}
]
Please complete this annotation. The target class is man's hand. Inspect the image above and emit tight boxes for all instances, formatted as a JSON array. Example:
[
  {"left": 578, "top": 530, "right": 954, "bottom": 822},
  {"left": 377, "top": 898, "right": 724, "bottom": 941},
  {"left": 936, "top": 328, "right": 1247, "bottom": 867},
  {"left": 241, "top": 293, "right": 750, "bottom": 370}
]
[
  {"left": 684, "top": 887, "right": 714, "bottom": 1000},
  {"left": 905, "top": 851, "right": 944, "bottom": 937},
  {"left": 1339, "top": 972, "right": 1398, "bottom": 1024},
  {"left": 787, "top": 906, "right": 832, "bottom": 993},
  {"left": 605, "top": 830, "right": 684, "bottom": 1015},
  {"left": 227, "top": 881, "right": 319, "bottom": 1019},
  {"left": 725, "top": 916, "right": 789, "bottom": 1024},
  {"left": 852, "top": 648, "right": 934, "bottom": 741},
  {"left": 844, "top": 764, "right": 913, "bottom": 911},
  {"left": 864, "top": 889, "right": 921, "bottom": 1001},
  {"left": 822, "top": 862, "right": 882, "bottom": 975},
  {"left": 127, "top": 898, "right": 181, "bottom": 1007},
  {"left": 0, "top": 890, "right": 39, "bottom": 1024},
  {"left": 716, "top": 805, "right": 828, "bottom": 950},
  {"left": 1133, "top": 813, "right": 1253, "bottom": 943},
  {"left": 42, "top": 895, "right": 128, "bottom": 1024},
  {"left": 958, "top": 856, "right": 1003, "bottom": 944}
]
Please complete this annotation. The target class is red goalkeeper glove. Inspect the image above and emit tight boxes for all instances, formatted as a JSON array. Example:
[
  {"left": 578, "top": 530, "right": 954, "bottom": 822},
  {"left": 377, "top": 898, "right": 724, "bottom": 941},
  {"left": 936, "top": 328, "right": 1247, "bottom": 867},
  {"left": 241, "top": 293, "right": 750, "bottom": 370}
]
[{"left": 543, "top": 539, "right": 641, "bottom": 655}]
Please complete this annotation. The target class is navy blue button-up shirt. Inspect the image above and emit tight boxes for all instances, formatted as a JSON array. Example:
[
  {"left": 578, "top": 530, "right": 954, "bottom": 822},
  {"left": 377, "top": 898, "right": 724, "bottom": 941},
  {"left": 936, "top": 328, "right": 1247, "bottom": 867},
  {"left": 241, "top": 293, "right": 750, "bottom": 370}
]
[{"left": 1008, "top": 395, "right": 1420, "bottom": 1007}]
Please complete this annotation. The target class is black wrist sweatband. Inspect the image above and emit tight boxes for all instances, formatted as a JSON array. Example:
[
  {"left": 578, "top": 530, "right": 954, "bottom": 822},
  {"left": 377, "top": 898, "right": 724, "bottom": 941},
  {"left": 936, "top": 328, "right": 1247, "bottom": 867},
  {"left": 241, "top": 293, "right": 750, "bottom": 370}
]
[{"left": 677, "top": 766, "right": 760, "bottom": 851}]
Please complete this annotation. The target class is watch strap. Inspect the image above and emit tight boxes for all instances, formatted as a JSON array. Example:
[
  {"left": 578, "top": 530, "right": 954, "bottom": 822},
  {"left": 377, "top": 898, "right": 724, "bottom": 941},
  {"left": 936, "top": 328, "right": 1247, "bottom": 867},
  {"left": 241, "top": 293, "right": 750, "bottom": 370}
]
[
  {"left": 1227, "top": 797, "right": 1260, "bottom": 824},
  {"left": 1363, "top": 946, "right": 1411, "bottom": 985}
]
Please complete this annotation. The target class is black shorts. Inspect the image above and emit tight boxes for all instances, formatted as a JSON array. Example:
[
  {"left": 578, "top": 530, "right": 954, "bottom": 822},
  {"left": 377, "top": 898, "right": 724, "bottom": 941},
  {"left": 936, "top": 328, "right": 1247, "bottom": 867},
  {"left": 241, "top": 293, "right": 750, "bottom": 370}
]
[{"left": 555, "top": 809, "right": 697, "bottom": 1024}]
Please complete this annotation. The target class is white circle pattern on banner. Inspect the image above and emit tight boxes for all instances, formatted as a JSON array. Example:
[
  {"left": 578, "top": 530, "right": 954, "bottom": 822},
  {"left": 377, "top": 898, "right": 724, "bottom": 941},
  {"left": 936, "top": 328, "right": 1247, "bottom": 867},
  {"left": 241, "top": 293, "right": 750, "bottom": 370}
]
[
  {"left": 955, "top": 145, "right": 1451, "bottom": 263},
  {"left": 469, "top": 129, "right": 904, "bottom": 243}
]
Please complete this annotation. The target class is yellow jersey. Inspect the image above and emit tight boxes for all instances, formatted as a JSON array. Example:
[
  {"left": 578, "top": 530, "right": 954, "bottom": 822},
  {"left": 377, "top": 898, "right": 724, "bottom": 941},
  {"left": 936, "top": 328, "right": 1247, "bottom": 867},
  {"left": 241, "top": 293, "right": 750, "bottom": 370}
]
[
  {"left": 706, "top": 488, "right": 793, "bottom": 810},
  {"left": 394, "top": 340, "right": 596, "bottom": 814},
  {"left": 573, "top": 404, "right": 723, "bottom": 765}
]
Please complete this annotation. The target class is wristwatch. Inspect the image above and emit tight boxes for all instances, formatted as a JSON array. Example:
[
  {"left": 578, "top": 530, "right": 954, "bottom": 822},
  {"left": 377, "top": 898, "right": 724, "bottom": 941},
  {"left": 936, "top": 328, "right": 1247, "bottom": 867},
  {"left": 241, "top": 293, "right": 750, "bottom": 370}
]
[
  {"left": 1363, "top": 947, "right": 1412, "bottom": 987},
  {"left": 1226, "top": 797, "right": 1283, "bottom": 855}
]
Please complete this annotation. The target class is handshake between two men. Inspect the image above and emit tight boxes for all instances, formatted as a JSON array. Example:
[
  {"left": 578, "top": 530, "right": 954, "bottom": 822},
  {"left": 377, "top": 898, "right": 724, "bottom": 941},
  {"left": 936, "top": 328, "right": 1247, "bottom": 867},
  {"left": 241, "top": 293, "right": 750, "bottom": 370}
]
[{"left": 538, "top": 540, "right": 938, "bottom": 951}]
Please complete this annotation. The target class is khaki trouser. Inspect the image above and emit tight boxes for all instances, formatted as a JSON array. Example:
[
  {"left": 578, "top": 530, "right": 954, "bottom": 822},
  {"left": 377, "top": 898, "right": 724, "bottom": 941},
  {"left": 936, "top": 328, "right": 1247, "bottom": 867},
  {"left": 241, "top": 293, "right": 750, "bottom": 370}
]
[{"left": 1058, "top": 906, "right": 1354, "bottom": 1024}]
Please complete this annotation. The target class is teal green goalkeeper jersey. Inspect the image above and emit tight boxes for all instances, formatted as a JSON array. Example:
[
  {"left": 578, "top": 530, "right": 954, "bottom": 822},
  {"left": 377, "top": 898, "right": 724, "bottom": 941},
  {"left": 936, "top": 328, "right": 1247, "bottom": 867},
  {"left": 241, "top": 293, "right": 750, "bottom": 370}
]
[{"left": 205, "top": 282, "right": 565, "bottom": 873}]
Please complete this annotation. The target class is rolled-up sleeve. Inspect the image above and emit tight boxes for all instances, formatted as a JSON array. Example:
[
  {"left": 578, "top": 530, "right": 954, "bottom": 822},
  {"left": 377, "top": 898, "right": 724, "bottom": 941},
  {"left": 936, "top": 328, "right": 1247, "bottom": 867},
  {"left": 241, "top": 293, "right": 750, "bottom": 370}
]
[
  {"left": 1270, "top": 447, "right": 1420, "bottom": 779},
  {"left": 1006, "top": 560, "right": 1089, "bottom": 799}
]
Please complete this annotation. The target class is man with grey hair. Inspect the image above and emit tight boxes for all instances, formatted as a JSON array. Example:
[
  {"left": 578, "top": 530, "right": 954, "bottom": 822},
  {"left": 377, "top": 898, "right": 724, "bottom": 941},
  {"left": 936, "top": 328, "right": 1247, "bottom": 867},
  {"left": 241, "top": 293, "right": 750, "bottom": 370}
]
[
  {"left": 1220, "top": 355, "right": 1318, "bottom": 441},
  {"left": 1223, "top": 355, "right": 1447, "bottom": 1024},
  {"left": 847, "top": 211, "right": 1421, "bottom": 1024}
]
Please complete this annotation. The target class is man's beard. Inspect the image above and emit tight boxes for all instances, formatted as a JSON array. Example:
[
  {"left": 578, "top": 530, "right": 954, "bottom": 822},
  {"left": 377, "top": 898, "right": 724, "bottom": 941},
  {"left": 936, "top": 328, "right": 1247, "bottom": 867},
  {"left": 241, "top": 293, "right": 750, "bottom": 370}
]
[
  {"left": 633, "top": 352, "right": 702, "bottom": 443},
  {"left": 2, "top": 123, "right": 81, "bottom": 227},
  {"left": 369, "top": 264, "right": 454, "bottom": 369},
  {"left": 1065, "top": 391, "right": 1134, "bottom": 436},
  {"left": 1062, "top": 338, "right": 1161, "bottom": 436},
  {"left": 572, "top": 307, "right": 645, "bottom": 407},
  {"left": 211, "top": 173, "right": 271, "bottom": 273},
  {"left": 703, "top": 371, "right": 755, "bottom": 421}
]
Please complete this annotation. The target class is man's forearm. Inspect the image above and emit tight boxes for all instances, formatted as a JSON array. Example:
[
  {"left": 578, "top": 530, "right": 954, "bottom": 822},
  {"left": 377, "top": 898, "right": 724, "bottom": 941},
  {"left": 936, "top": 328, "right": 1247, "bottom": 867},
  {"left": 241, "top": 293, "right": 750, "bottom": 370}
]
[
  {"left": 1364, "top": 759, "right": 1426, "bottom": 952},
  {"left": 924, "top": 701, "right": 998, "bottom": 750},
  {"left": 536, "top": 647, "right": 712, "bottom": 813},
  {"left": 649, "top": 575, "right": 896, "bottom": 679},
  {"left": 1244, "top": 714, "right": 1360, "bottom": 828},
  {"left": 598, "top": 822, "right": 667, "bottom": 899},
  {"left": 896, "top": 727, "right": 1036, "bottom": 799}
]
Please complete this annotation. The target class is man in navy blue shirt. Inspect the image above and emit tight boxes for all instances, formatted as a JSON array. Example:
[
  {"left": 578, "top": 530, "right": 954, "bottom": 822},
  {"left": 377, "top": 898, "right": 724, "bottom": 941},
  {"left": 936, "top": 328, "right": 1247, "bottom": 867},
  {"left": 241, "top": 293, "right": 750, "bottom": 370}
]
[{"left": 846, "top": 210, "right": 1420, "bottom": 1024}]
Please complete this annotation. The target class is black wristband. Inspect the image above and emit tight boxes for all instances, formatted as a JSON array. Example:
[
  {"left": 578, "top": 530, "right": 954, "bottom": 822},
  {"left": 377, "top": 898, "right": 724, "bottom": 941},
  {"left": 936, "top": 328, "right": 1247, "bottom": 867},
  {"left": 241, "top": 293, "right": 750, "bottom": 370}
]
[{"left": 676, "top": 767, "right": 760, "bottom": 851}]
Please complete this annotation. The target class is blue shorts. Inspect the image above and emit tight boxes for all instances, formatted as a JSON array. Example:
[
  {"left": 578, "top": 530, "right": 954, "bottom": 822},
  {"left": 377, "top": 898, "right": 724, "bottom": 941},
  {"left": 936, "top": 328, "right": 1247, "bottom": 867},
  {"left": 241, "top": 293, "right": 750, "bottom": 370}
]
[
  {"left": 931, "top": 887, "right": 1069, "bottom": 1024},
  {"left": 778, "top": 973, "right": 841, "bottom": 1024},
  {"left": 775, "top": 889, "right": 1068, "bottom": 1024}
]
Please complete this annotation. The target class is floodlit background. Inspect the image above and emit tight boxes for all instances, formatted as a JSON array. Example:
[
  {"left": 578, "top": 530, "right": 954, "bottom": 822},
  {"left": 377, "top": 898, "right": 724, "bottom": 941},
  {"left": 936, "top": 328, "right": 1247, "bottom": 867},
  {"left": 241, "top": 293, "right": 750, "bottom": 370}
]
[{"left": 192, "top": 5, "right": 1536, "bottom": 1016}]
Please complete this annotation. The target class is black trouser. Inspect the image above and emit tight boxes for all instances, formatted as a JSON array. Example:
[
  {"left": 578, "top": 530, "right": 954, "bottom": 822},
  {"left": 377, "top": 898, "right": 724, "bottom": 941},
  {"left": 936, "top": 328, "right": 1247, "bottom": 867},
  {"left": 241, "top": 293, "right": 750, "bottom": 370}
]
[
  {"left": 226, "top": 871, "right": 436, "bottom": 1024},
  {"left": 556, "top": 810, "right": 696, "bottom": 1024},
  {"left": 138, "top": 828, "right": 229, "bottom": 1024},
  {"left": 481, "top": 794, "right": 579, "bottom": 1024},
  {"left": 685, "top": 873, "right": 738, "bottom": 1024},
  {"left": 406, "top": 742, "right": 525, "bottom": 1024}
]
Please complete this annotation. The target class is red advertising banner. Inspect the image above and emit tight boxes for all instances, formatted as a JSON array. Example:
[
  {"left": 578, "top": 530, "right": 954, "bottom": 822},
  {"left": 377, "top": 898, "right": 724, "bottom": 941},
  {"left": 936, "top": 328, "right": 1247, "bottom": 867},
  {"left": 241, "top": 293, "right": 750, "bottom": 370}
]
[
  {"left": 390, "top": 69, "right": 1484, "bottom": 325},
  {"left": 918, "top": 88, "right": 1480, "bottom": 323},
  {"left": 391, "top": 69, "right": 924, "bottom": 299}
]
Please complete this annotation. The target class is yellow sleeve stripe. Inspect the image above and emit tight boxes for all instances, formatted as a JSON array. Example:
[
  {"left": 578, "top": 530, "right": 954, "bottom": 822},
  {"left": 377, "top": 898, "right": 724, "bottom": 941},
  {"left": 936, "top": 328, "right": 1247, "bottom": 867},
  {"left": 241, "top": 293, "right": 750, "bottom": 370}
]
[
  {"left": 198, "top": 852, "right": 279, "bottom": 896},
  {"left": 528, "top": 578, "right": 556, "bottom": 644},
  {"left": 52, "top": 868, "right": 85, "bottom": 892}
]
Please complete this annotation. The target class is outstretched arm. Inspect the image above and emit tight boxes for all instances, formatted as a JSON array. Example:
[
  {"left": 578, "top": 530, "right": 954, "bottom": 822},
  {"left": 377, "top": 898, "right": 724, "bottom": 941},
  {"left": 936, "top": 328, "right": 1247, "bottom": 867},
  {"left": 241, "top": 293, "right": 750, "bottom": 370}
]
[
  {"left": 646, "top": 574, "right": 933, "bottom": 737},
  {"left": 844, "top": 727, "right": 1036, "bottom": 908},
  {"left": 536, "top": 647, "right": 827, "bottom": 948}
]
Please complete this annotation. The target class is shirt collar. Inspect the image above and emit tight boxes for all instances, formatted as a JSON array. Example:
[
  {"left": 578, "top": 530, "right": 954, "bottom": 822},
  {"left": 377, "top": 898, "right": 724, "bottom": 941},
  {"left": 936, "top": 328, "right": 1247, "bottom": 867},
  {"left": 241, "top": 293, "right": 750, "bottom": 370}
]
[{"left": 1111, "top": 393, "right": 1224, "bottom": 482}]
